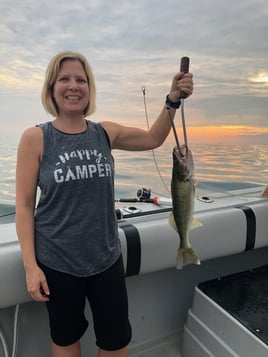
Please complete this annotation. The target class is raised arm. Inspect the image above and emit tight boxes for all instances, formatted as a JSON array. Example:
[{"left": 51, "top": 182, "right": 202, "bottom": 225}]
[{"left": 102, "top": 71, "right": 193, "bottom": 151}]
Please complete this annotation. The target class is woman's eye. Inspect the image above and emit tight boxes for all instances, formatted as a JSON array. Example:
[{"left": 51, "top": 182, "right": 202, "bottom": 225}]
[{"left": 57, "top": 77, "right": 87, "bottom": 83}]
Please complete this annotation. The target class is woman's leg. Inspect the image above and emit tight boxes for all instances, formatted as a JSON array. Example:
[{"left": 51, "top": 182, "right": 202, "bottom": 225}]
[
  {"left": 38, "top": 262, "right": 88, "bottom": 354},
  {"left": 51, "top": 340, "right": 81, "bottom": 357},
  {"left": 97, "top": 346, "right": 128, "bottom": 357},
  {"left": 87, "top": 256, "right": 131, "bottom": 354},
  {"left": 51, "top": 339, "right": 128, "bottom": 357}
]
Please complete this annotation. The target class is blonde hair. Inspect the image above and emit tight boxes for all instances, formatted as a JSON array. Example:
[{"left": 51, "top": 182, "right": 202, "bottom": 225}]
[{"left": 41, "top": 51, "right": 96, "bottom": 117}]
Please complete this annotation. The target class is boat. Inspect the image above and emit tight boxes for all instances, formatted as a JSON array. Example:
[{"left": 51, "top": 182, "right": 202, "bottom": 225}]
[{"left": 1, "top": 182, "right": 268, "bottom": 356}]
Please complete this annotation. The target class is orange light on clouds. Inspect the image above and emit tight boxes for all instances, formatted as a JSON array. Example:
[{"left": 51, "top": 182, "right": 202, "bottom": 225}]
[{"left": 168, "top": 125, "right": 268, "bottom": 144}]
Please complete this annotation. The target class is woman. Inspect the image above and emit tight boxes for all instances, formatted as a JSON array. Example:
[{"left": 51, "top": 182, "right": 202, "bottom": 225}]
[{"left": 16, "top": 51, "right": 193, "bottom": 357}]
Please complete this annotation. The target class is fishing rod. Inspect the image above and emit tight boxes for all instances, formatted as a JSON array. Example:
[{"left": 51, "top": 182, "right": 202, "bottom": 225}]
[
  {"left": 115, "top": 196, "right": 172, "bottom": 205},
  {"left": 115, "top": 187, "right": 172, "bottom": 205}
]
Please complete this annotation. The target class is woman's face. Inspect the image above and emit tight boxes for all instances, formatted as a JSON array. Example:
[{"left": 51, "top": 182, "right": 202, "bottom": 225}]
[{"left": 53, "top": 59, "right": 89, "bottom": 116}]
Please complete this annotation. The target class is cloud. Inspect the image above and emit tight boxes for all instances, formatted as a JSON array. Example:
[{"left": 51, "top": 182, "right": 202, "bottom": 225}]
[
  {"left": 189, "top": 95, "right": 268, "bottom": 126},
  {"left": 0, "top": 0, "right": 267, "bottom": 143}
]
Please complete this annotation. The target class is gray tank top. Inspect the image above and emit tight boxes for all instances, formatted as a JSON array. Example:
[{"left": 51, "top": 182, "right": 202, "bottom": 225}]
[{"left": 35, "top": 121, "right": 120, "bottom": 277}]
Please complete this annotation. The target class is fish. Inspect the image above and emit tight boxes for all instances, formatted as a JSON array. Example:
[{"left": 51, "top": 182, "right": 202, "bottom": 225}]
[{"left": 169, "top": 145, "right": 202, "bottom": 269}]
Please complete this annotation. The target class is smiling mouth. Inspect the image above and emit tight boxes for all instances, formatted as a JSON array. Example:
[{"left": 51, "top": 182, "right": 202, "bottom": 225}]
[{"left": 65, "top": 95, "right": 81, "bottom": 101}]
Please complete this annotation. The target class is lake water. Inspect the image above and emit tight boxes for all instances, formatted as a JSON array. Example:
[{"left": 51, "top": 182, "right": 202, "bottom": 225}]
[{"left": 1, "top": 140, "right": 268, "bottom": 205}]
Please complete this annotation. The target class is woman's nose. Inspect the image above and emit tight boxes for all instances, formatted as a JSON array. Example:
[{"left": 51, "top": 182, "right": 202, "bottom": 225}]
[{"left": 68, "top": 79, "right": 79, "bottom": 90}]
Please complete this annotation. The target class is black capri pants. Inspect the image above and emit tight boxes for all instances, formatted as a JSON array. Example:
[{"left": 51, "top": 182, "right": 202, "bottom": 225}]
[{"left": 39, "top": 255, "right": 132, "bottom": 351}]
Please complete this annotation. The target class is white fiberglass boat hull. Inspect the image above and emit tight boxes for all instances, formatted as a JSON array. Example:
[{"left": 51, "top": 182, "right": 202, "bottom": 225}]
[{"left": 0, "top": 183, "right": 268, "bottom": 356}]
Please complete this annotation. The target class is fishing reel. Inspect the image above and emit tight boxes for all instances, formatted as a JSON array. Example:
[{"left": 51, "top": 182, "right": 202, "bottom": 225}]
[{"left": 137, "top": 187, "right": 151, "bottom": 200}]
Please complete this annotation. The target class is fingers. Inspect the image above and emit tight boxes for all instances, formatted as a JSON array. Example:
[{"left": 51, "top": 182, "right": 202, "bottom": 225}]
[
  {"left": 179, "top": 80, "right": 194, "bottom": 97},
  {"left": 28, "top": 284, "right": 50, "bottom": 302},
  {"left": 40, "top": 277, "right": 50, "bottom": 299},
  {"left": 26, "top": 267, "right": 50, "bottom": 302},
  {"left": 177, "top": 73, "right": 194, "bottom": 93},
  {"left": 169, "top": 72, "right": 194, "bottom": 101},
  {"left": 173, "top": 71, "right": 193, "bottom": 81}
]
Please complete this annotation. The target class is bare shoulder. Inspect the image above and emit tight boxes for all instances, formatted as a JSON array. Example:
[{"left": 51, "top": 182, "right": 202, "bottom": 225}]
[
  {"left": 18, "top": 126, "right": 43, "bottom": 156},
  {"left": 20, "top": 126, "right": 43, "bottom": 139},
  {"left": 100, "top": 121, "right": 123, "bottom": 146}
]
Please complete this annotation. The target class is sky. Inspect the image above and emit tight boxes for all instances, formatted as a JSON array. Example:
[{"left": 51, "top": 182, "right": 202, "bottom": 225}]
[{"left": 0, "top": 0, "right": 268, "bottom": 145}]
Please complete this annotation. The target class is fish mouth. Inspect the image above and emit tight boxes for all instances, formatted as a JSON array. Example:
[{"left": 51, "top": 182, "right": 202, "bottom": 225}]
[
  {"left": 172, "top": 145, "right": 194, "bottom": 180},
  {"left": 174, "top": 145, "right": 187, "bottom": 158},
  {"left": 173, "top": 145, "right": 189, "bottom": 161}
]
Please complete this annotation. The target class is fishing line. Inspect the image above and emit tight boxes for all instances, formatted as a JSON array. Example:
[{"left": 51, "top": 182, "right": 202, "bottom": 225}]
[{"left": 141, "top": 86, "right": 170, "bottom": 195}]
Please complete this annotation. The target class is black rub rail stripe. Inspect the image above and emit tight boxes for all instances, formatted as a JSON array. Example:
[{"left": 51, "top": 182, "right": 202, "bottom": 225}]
[
  {"left": 235, "top": 205, "right": 256, "bottom": 251},
  {"left": 120, "top": 224, "right": 141, "bottom": 277}
]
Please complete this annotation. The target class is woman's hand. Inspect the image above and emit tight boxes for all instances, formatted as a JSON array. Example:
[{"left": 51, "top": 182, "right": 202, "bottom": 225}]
[
  {"left": 25, "top": 265, "right": 50, "bottom": 302},
  {"left": 169, "top": 72, "right": 194, "bottom": 102}
]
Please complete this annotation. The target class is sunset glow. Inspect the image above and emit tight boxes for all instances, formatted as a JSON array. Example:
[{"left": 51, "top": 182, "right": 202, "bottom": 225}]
[
  {"left": 249, "top": 73, "right": 268, "bottom": 83},
  {"left": 170, "top": 125, "right": 268, "bottom": 144},
  {"left": 1, "top": 1, "right": 267, "bottom": 149}
]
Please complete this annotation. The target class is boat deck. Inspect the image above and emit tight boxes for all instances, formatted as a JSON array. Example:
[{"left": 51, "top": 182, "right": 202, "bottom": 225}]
[
  {"left": 129, "top": 334, "right": 182, "bottom": 356},
  {"left": 198, "top": 264, "right": 268, "bottom": 345}
]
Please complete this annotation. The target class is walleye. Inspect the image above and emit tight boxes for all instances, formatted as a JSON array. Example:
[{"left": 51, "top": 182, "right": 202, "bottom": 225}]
[{"left": 169, "top": 145, "right": 201, "bottom": 269}]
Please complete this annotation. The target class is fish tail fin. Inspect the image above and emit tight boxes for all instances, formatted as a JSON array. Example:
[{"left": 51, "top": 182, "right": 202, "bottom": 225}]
[{"left": 176, "top": 247, "right": 201, "bottom": 269}]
